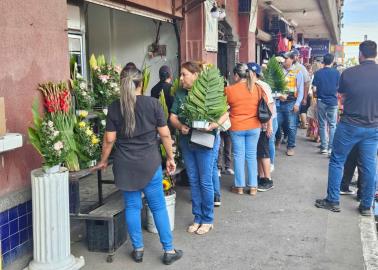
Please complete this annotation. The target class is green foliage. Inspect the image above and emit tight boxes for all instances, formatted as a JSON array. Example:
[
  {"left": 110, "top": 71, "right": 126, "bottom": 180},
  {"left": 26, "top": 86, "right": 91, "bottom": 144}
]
[
  {"left": 70, "top": 62, "right": 94, "bottom": 110},
  {"left": 170, "top": 78, "right": 180, "bottom": 96},
  {"left": 158, "top": 90, "right": 169, "bottom": 120},
  {"left": 263, "top": 57, "right": 287, "bottom": 93},
  {"left": 181, "top": 66, "right": 227, "bottom": 125},
  {"left": 142, "top": 65, "right": 151, "bottom": 96}
]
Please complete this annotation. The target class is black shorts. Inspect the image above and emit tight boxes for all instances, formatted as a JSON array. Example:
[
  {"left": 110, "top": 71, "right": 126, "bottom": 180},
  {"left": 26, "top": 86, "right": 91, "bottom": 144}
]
[{"left": 257, "top": 131, "right": 270, "bottom": 159}]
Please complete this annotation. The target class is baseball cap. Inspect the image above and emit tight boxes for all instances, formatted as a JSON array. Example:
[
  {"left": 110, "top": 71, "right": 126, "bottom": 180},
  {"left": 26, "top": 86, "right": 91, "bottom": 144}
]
[
  {"left": 159, "top": 65, "right": 171, "bottom": 81},
  {"left": 278, "top": 51, "right": 293, "bottom": 59},
  {"left": 247, "top": 62, "right": 262, "bottom": 76},
  {"left": 291, "top": 49, "right": 300, "bottom": 56}
]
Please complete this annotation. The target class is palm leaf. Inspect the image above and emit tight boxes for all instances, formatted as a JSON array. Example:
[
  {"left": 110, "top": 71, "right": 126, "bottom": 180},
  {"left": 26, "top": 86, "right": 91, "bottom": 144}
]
[{"left": 262, "top": 56, "right": 287, "bottom": 93}]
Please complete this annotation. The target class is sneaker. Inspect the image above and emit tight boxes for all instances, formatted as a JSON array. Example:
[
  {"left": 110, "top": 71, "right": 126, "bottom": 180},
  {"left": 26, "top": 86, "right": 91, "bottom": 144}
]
[
  {"left": 224, "top": 168, "right": 234, "bottom": 175},
  {"left": 315, "top": 199, "right": 341, "bottom": 212},
  {"left": 340, "top": 189, "right": 356, "bottom": 195},
  {"left": 163, "top": 249, "right": 183, "bottom": 265},
  {"left": 320, "top": 149, "right": 328, "bottom": 155},
  {"left": 214, "top": 195, "right": 221, "bottom": 207},
  {"left": 257, "top": 179, "right": 274, "bottom": 192},
  {"left": 358, "top": 205, "right": 372, "bottom": 216},
  {"left": 286, "top": 148, "right": 295, "bottom": 156},
  {"left": 270, "top": 164, "right": 275, "bottom": 173}
]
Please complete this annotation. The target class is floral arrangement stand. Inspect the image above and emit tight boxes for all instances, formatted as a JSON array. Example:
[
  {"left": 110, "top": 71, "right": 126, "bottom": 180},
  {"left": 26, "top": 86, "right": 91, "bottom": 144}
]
[
  {"left": 24, "top": 168, "right": 85, "bottom": 270},
  {"left": 145, "top": 174, "right": 176, "bottom": 234}
]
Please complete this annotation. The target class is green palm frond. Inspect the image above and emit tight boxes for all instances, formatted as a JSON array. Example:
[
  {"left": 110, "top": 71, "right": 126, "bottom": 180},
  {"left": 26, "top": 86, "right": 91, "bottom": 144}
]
[{"left": 263, "top": 56, "right": 287, "bottom": 93}]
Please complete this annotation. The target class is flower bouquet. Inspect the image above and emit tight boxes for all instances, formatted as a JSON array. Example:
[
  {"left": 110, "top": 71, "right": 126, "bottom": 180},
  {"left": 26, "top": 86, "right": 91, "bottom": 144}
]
[
  {"left": 74, "top": 118, "right": 100, "bottom": 169},
  {"left": 70, "top": 63, "right": 94, "bottom": 111},
  {"left": 28, "top": 100, "right": 68, "bottom": 173},
  {"left": 36, "top": 81, "right": 80, "bottom": 171},
  {"left": 162, "top": 174, "right": 175, "bottom": 196},
  {"left": 90, "top": 54, "right": 121, "bottom": 107}
]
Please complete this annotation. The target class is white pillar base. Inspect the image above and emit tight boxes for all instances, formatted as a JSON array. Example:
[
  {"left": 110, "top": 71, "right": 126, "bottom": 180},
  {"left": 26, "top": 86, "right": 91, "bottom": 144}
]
[
  {"left": 24, "top": 168, "right": 85, "bottom": 270},
  {"left": 24, "top": 255, "right": 85, "bottom": 270}
]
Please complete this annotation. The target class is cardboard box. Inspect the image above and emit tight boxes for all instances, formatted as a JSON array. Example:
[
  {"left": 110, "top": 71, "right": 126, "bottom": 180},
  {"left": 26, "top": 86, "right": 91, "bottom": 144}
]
[{"left": 0, "top": 97, "right": 5, "bottom": 137}]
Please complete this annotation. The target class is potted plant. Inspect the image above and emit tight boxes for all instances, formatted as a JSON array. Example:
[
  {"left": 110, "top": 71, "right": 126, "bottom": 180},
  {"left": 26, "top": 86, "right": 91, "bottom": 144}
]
[
  {"left": 145, "top": 174, "right": 176, "bottom": 234},
  {"left": 25, "top": 94, "right": 85, "bottom": 269}
]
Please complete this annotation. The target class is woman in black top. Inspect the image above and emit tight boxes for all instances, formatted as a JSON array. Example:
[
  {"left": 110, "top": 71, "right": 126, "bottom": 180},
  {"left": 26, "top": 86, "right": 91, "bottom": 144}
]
[{"left": 94, "top": 67, "right": 182, "bottom": 265}]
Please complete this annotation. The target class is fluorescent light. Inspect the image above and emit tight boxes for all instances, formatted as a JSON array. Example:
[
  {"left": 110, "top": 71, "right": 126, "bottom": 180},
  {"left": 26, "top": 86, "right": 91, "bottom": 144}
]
[
  {"left": 268, "top": 4, "right": 283, "bottom": 14},
  {"left": 279, "top": 16, "right": 290, "bottom": 25},
  {"left": 289, "top": 19, "right": 298, "bottom": 27}
]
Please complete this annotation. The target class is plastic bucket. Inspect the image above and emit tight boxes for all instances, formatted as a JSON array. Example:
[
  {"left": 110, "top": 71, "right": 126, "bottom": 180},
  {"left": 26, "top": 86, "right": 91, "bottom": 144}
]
[{"left": 146, "top": 192, "right": 176, "bottom": 234}]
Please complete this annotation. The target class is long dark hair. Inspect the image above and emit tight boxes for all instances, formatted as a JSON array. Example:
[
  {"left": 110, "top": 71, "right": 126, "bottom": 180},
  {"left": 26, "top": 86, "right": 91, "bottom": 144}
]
[
  {"left": 119, "top": 67, "right": 142, "bottom": 138},
  {"left": 233, "top": 63, "right": 254, "bottom": 92}
]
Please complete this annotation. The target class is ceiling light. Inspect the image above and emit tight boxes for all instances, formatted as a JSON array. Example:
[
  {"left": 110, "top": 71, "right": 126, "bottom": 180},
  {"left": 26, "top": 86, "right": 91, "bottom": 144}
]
[
  {"left": 268, "top": 3, "right": 283, "bottom": 14},
  {"left": 289, "top": 19, "right": 298, "bottom": 27}
]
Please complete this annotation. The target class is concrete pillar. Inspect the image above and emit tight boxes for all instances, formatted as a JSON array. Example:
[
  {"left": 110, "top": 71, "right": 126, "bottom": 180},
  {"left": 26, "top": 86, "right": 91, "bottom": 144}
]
[{"left": 24, "top": 168, "right": 84, "bottom": 270}]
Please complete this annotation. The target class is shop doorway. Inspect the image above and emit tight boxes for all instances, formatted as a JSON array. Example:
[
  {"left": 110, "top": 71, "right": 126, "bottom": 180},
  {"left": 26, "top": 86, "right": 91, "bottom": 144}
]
[{"left": 217, "top": 41, "right": 228, "bottom": 79}]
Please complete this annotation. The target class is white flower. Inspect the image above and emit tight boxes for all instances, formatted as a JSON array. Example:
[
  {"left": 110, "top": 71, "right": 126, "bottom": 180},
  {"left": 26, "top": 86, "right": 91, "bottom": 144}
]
[
  {"left": 79, "top": 82, "right": 86, "bottom": 89},
  {"left": 82, "top": 91, "right": 87, "bottom": 96},
  {"left": 76, "top": 74, "right": 82, "bottom": 79},
  {"left": 103, "top": 108, "right": 108, "bottom": 115},
  {"left": 110, "top": 82, "right": 117, "bottom": 88},
  {"left": 54, "top": 141, "right": 64, "bottom": 151},
  {"left": 101, "top": 120, "right": 106, "bottom": 126},
  {"left": 114, "top": 87, "right": 120, "bottom": 93},
  {"left": 48, "top": 120, "right": 54, "bottom": 128},
  {"left": 53, "top": 131, "right": 59, "bottom": 137}
]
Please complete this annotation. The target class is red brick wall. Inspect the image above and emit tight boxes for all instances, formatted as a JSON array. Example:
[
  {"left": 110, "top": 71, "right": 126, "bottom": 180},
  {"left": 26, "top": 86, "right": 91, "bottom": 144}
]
[
  {"left": 238, "top": 14, "right": 256, "bottom": 63},
  {"left": 0, "top": 0, "right": 69, "bottom": 196}
]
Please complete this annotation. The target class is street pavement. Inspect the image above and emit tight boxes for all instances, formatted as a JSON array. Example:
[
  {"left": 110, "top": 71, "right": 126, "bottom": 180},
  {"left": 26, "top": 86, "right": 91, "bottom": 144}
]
[{"left": 71, "top": 130, "right": 376, "bottom": 270}]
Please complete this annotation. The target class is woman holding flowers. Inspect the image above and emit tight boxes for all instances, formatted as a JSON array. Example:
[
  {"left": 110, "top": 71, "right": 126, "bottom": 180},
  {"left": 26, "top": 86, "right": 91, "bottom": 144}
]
[
  {"left": 170, "top": 61, "right": 228, "bottom": 235},
  {"left": 94, "top": 67, "right": 182, "bottom": 265}
]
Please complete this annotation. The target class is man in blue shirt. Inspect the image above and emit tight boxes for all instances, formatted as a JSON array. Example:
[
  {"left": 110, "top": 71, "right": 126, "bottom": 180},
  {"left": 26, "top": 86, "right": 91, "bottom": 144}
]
[
  {"left": 312, "top": 53, "right": 340, "bottom": 155},
  {"left": 315, "top": 41, "right": 378, "bottom": 216}
]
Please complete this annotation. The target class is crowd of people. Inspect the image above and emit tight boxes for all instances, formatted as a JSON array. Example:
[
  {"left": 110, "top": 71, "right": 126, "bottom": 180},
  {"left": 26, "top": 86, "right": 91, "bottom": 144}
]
[{"left": 93, "top": 40, "right": 377, "bottom": 265}]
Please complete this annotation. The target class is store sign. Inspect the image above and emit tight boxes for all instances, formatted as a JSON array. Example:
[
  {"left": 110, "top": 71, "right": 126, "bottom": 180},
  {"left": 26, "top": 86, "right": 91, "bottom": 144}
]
[{"left": 306, "top": 39, "right": 330, "bottom": 57}]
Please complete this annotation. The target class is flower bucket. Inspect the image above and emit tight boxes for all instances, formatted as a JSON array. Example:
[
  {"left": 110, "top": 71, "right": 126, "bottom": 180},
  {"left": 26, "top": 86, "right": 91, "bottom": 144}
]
[
  {"left": 43, "top": 164, "right": 61, "bottom": 174},
  {"left": 146, "top": 192, "right": 176, "bottom": 234}
]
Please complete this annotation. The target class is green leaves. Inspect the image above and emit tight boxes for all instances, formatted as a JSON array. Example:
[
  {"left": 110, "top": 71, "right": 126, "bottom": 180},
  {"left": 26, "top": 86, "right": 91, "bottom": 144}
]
[
  {"left": 158, "top": 90, "right": 169, "bottom": 120},
  {"left": 181, "top": 66, "right": 227, "bottom": 125},
  {"left": 263, "top": 57, "right": 287, "bottom": 93},
  {"left": 142, "top": 65, "right": 151, "bottom": 96}
]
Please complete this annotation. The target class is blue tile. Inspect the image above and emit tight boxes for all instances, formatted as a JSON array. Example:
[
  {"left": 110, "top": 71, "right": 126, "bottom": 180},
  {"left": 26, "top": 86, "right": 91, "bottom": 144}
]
[
  {"left": 26, "top": 201, "right": 32, "bottom": 213},
  {"left": 18, "top": 203, "right": 27, "bottom": 216},
  {"left": 10, "top": 233, "right": 19, "bottom": 249},
  {"left": 10, "top": 246, "right": 19, "bottom": 260},
  {"left": 3, "top": 251, "right": 11, "bottom": 266},
  {"left": 0, "top": 210, "right": 9, "bottom": 225},
  {"left": 28, "top": 227, "right": 33, "bottom": 240},
  {"left": 0, "top": 224, "right": 9, "bottom": 240},
  {"left": 27, "top": 213, "right": 33, "bottom": 227},
  {"left": 19, "top": 215, "right": 27, "bottom": 230},
  {"left": 20, "top": 229, "right": 28, "bottom": 244},
  {"left": 8, "top": 207, "right": 18, "bottom": 221},
  {"left": 9, "top": 219, "right": 18, "bottom": 235},
  {"left": 1, "top": 237, "right": 10, "bottom": 254}
]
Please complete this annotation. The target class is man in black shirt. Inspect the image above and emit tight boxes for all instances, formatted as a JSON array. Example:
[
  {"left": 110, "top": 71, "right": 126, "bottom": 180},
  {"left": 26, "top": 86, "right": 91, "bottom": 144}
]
[
  {"left": 315, "top": 40, "right": 378, "bottom": 216},
  {"left": 151, "top": 65, "right": 174, "bottom": 112}
]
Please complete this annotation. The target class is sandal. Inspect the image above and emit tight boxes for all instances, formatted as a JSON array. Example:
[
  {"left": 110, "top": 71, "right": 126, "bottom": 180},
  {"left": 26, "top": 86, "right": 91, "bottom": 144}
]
[
  {"left": 196, "top": 224, "right": 213, "bottom": 235},
  {"left": 249, "top": 187, "right": 257, "bottom": 196},
  {"left": 187, "top": 223, "right": 200, "bottom": 233}
]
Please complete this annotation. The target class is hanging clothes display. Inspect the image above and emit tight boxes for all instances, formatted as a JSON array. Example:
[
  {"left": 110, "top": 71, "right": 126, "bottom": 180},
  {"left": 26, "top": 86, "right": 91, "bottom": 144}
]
[{"left": 276, "top": 32, "right": 287, "bottom": 53}]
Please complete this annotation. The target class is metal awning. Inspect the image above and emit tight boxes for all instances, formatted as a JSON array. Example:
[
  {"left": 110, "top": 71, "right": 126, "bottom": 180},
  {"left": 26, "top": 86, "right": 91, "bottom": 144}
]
[{"left": 84, "top": 0, "right": 174, "bottom": 22}]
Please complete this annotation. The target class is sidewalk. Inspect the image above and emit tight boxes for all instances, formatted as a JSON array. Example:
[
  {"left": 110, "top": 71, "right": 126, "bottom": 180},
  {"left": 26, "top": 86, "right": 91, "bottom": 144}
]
[{"left": 71, "top": 130, "right": 376, "bottom": 270}]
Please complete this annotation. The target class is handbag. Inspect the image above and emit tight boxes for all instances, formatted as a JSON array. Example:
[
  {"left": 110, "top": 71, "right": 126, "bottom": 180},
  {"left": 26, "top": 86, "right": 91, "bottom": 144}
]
[
  {"left": 190, "top": 129, "right": 215, "bottom": 149},
  {"left": 257, "top": 85, "right": 272, "bottom": 124}
]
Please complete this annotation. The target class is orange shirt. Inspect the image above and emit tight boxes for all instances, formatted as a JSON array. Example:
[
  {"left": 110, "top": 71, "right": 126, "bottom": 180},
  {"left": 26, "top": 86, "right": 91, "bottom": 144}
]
[{"left": 225, "top": 81, "right": 266, "bottom": 131}]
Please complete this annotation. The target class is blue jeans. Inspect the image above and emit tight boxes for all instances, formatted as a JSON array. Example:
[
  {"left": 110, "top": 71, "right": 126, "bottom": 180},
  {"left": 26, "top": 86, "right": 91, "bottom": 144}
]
[
  {"left": 212, "top": 134, "right": 221, "bottom": 198},
  {"left": 277, "top": 101, "right": 298, "bottom": 149},
  {"left": 317, "top": 100, "right": 338, "bottom": 151},
  {"left": 230, "top": 128, "right": 260, "bottom": 187},
  {"left": 269, "top": 117, "right": 278, "bottom": 165},
  {"left": 123, "top": 166, "right": 173, "bottom": 251},
  {"left": 326, "top": 122, "right": 378, "bottom": 208},
  {"left": 180, "top": 138, "right": 215, "bottom": 224}
]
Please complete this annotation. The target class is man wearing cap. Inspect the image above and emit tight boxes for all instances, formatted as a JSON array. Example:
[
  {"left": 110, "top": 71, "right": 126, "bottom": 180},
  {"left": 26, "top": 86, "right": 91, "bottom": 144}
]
[
  {"left": 151, "top": 65, "right": 174, "bottom": 112},
  {"left": 277, "top": 51, "right": 305, "bottom": 156}
]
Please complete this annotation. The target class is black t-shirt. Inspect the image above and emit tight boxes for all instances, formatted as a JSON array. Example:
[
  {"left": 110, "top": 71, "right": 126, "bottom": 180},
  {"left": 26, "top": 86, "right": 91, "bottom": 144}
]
[
  {"left": 150, "top": 81, "right": 174, "bottom": 112},
  {"left": 105, "top": 96, "right": 166, "bottom": 191},
  {"left": 338, "top": 60, "right": 378, "bottom": 127}
]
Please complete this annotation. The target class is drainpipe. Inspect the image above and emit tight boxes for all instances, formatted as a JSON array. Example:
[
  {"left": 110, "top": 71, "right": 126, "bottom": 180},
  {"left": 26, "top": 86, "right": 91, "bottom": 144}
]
[{"left": 173, "top": 18, "right": 181, "bottom": 74}]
